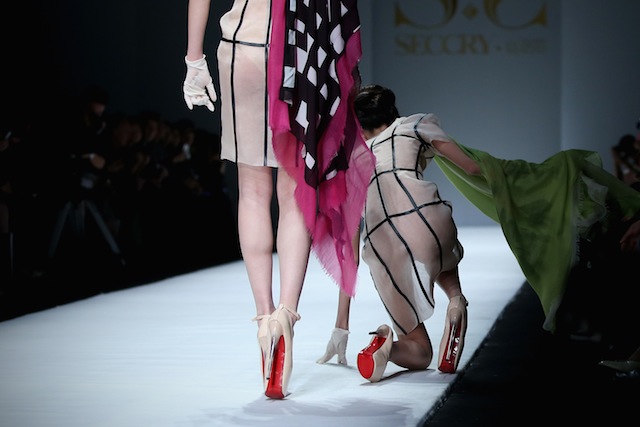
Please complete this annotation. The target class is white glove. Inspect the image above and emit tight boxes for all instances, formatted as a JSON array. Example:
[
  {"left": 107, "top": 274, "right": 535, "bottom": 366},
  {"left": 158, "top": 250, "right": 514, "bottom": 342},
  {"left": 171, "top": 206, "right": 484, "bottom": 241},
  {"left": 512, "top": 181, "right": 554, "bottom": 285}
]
[
  {"left": 316, "top": 328, "right": 349, "bottom": 365},
  {"left": 183, "top": 55, "right": 217, "bottom": 112}
]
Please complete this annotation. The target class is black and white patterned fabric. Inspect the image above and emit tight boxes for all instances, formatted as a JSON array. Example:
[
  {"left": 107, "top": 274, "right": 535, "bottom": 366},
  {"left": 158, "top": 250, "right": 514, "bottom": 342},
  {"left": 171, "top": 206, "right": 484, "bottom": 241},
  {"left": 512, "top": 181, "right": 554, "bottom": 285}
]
[{"left": 280, "top": 0, "right": 361, "bottom": 188}]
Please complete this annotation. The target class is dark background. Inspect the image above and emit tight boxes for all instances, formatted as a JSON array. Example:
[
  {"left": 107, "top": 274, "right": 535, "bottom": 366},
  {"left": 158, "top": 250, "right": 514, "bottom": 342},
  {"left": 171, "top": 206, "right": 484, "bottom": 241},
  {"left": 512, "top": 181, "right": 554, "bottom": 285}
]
[
  {"left": 1, "top": 1, "right": 241, "bottom": 320},
  {"left": 1, "top": 1, "right": 231, "bottom": 134}
]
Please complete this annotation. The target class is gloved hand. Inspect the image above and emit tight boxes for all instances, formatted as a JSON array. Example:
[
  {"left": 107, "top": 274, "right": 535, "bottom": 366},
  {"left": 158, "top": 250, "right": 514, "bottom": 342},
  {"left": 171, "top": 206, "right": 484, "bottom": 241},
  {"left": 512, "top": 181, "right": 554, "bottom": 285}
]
[
  {"left": 183, "top": 55, "right": 217, "bottom": 112},
  {"left": 316, "top": 328, "right": 349, "bottom": 365}
]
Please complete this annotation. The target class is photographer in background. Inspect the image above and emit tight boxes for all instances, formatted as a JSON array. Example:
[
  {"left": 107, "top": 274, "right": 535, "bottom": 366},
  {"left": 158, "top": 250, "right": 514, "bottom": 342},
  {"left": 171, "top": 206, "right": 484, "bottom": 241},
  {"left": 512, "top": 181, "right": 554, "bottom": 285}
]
[
  {"left": 64, "top": 85, "right": 110, "bottom": 198},
  {"left": 611, "top": 118, "right": 640, "bottom": 191},
  {"left": 47, "top": 85, "right": 120, "bottom": 266}
]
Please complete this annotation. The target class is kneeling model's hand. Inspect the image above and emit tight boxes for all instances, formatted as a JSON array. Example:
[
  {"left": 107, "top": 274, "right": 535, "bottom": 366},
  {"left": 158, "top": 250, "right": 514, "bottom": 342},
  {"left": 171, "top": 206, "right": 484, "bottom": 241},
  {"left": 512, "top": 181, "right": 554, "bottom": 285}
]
[
  {"left": 183, "top": 55, "right": 217, "bottom": 112},
  {"left": 316, "top": 328, "right": 349, "bottom": 365}
]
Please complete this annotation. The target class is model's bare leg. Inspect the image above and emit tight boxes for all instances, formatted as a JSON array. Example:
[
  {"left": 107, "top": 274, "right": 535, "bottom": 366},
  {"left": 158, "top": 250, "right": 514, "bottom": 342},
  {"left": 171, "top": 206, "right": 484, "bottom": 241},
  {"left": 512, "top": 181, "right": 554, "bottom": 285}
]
[
  {"left": 317, "top": 226, "right": 360, "bottom": 364},
  {"left": 389, "top": 268, "right": 465, "bottom": 371},
  {"left": 317, "top": 290, "right": 352, "bottom": 364},
  {"left": 335, "top": 291, "right": 351, "bottom": 330},
  {"left": 437, "top": 267, "right": 464, "bottom": 300},
  {"left": 333, "top": 228, "right": 360, "bottom": 329},
  {"left": 237, "top": 163, "right": 276, "bottom": 317},
  {"left": 391, "top": 323, "right": 434, "bottom": 370},
  {"left": 274, "top": 167, "right": 311, "bottom": 317},
  {"left": 258, "top": 168, "right": 311, "bottom": 398}
]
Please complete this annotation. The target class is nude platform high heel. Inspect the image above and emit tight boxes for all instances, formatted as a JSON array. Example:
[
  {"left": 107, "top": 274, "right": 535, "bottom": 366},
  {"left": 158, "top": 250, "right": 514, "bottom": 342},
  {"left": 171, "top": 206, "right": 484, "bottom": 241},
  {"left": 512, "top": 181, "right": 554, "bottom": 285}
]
[
  {"left": 357, "top": 324, "right": 393, "bottom": 382},
  {"left": 317, "top": 328, "right": 349, "bottom": 365},
  {"left": 252, "top": 314, "right": 270, "bottom": 390},
  {"left": 265, "top": 305, "right": 300, "bottom": 399},
  {"left": 438, "top": 295, "right": 468, "bottom": 373}
]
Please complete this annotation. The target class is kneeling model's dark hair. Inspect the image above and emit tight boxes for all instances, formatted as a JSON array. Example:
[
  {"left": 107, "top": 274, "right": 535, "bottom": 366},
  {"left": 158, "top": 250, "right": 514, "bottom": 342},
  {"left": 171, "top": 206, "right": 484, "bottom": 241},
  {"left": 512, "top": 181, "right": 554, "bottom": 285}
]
[{"left": 354, "top": 84, "right": 400, "bottom": 132}]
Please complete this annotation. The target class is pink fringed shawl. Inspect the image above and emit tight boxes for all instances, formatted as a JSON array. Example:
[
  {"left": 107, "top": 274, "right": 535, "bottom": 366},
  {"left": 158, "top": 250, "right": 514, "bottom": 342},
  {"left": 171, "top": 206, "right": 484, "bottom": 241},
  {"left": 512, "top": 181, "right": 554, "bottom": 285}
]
[{"left": 267, "top": 0, "right": 375, "bottom": 296}]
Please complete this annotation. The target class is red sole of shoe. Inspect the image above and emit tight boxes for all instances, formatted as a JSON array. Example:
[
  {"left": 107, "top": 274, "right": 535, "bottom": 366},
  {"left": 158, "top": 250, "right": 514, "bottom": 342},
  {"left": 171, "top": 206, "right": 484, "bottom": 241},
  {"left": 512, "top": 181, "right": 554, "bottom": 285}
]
[
  {"left": 357, "top": 335, "right": 387, "bottom": 379},
  {"left": 265, "top": 335, "right": 285, "bottom": 399}
]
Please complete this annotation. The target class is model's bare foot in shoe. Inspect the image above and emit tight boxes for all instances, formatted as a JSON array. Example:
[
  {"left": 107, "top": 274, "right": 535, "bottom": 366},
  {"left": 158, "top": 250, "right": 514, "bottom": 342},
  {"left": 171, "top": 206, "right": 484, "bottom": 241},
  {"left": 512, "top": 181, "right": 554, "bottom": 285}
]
[
  {"left": 438, "top": 295, "right": 468, "bottom": 373},
  {"left": 253, "top": 314, "right": 271, "bottom": 389},
  {"left": 357, "top": 324, "right": 393, "bottom": 382},
  {"left": 265, "top": 305, "right": 300, "bottom": 399}
]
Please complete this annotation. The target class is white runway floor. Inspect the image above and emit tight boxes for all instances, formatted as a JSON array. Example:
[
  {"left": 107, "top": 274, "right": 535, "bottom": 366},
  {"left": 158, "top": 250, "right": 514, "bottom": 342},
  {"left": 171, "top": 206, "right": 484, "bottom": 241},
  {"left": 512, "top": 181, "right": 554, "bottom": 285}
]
[{"left": 0, "top": 226, "right": 525, "bottom": 427}]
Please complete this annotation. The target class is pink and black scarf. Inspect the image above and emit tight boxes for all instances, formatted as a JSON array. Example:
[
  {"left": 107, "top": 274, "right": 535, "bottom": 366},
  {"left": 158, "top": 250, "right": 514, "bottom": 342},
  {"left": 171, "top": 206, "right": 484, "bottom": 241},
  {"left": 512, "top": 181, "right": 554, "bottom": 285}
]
[{"left": 268, "top": 0, "right": 374, "bottom": 296}]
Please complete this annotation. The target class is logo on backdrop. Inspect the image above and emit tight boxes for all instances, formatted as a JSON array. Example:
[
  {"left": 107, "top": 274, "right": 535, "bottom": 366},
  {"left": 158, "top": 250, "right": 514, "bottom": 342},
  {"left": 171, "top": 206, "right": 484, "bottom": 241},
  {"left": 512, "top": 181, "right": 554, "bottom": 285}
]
[{"left": 393, "top": 0, "right": 549, "bottom": 56}]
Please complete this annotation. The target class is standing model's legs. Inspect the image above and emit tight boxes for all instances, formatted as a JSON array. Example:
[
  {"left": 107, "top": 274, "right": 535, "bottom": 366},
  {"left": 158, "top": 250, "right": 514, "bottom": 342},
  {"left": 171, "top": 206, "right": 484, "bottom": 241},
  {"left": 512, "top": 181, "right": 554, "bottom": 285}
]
[
  {"left": 262, "top": 167, "right": 312, "bottom": 398},
  {"left": 237, "top": 163, "right": 276, "bottom": 391},
  {"left": 274, "top": 167, "right": 311, "bottom": 313},
  {"left": 237, "top": 163, "right": 277, "bottom": 317}
]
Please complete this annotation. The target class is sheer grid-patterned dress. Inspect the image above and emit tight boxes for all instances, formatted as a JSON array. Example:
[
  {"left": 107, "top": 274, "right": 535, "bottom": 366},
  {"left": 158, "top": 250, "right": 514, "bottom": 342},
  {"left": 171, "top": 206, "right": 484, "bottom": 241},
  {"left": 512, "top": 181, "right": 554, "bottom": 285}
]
[
  {"left": 217, "top": 0, "right": 276, "bottom": 167},
  {"left": 362, "top": 114, "right": 464, "bottom": 336}
]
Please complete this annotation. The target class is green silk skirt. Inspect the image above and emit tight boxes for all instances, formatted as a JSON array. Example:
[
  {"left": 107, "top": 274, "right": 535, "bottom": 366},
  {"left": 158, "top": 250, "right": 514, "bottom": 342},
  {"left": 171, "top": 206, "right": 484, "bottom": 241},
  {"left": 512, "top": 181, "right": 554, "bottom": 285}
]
[{"left": 435, "top": 144, "right": 640, "bottom": 331}]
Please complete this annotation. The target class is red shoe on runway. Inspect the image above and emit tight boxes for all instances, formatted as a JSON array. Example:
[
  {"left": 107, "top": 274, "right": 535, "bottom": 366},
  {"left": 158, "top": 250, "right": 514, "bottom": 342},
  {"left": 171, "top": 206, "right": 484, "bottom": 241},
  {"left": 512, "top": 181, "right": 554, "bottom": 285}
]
[
  {"left": 357, "top": 324, "right": 393, "bottom": 382},
  {"left": 438, "top": 295, "right": 468, "bottom": 373},
  {"left": 264, "top": 305, "right": 300, "bottom": 399}
]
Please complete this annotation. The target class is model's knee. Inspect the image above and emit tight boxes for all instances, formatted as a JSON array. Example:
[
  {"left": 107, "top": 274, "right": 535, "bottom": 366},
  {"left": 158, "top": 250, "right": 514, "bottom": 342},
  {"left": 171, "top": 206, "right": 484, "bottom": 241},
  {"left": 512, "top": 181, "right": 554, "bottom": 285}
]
[
  {"left": 411, "top": 345, "right": 433, "bottom": 370},
  {"left": 392, "top": 336, "right": 433, "bottom": 370}
]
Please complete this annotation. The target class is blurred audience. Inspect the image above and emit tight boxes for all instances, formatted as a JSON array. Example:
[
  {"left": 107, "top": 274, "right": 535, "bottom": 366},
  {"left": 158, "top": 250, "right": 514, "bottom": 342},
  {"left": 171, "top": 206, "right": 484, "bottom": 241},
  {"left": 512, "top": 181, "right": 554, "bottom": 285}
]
[
  {"left": 1, "top": 85, "right": 240, "bottom": 293},
  {"left": 611, "top": 133, "right": 640, "bottom": 190}
]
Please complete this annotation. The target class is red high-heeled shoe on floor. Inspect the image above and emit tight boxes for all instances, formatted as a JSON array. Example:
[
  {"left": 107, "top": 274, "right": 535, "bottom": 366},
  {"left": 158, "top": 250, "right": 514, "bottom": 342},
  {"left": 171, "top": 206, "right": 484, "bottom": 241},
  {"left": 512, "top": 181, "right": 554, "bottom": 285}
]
[
  {"left": 264, "top": 305, "right": 300, "bottom": 399},
  {"left": 357, "top": 324, "right": 393, "bottom": 382},
  {"left": 438, "top": 295, "right": 468, "bottom": 373}
]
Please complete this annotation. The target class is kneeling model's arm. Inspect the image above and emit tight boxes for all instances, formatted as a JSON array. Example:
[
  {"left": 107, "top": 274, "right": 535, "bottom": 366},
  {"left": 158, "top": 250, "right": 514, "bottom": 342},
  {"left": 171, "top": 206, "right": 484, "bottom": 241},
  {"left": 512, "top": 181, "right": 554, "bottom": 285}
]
[{"left": 431, "top": 139, "right": 481, "bottom": 176}]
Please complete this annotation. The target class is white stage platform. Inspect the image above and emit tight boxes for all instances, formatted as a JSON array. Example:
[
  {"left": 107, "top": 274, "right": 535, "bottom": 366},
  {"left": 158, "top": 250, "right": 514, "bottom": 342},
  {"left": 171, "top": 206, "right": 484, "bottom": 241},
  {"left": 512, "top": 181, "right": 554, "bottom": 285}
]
[{"left": 0, "top": 226, "right": 525, "bottom": 427}]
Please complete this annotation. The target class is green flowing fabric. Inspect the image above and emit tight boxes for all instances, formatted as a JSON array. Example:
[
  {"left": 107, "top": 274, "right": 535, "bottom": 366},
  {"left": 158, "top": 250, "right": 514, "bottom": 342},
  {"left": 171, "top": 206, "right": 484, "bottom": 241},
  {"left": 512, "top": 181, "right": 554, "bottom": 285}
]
[{"left": 434, "top": 143, "right": 640, "bottom": 331}]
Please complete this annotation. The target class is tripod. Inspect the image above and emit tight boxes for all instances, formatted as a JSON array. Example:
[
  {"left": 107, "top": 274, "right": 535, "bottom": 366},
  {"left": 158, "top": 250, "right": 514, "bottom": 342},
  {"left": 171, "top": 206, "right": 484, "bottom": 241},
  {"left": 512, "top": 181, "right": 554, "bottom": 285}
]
[{"left": 48, "top": 196, "right": 126, "bottom": 266}]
